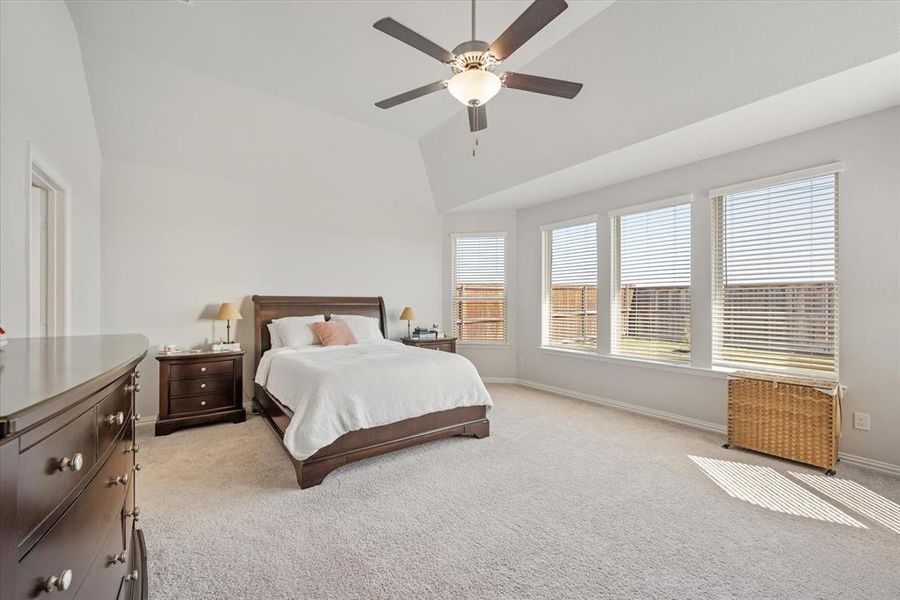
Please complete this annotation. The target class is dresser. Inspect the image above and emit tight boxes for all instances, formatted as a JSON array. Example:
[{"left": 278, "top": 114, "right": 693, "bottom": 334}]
[
  {"left": 0, "top": 334, "right": 148, "bottom": 600},
  {"left": 155, "top": 350, "right": 245, "bottom": 436},
  {"left": 401, "top": 336, "right": 457, "bottom": 353}
]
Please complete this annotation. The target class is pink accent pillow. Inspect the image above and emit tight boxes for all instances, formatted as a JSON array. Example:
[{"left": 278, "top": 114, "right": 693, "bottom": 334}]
[{"left": 311, "top": 321, "right": 357, "bottom": 346}]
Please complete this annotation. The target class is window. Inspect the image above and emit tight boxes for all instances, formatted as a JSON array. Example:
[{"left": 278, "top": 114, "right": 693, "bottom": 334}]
[
  {"left": 542, "top": 218, "right": 598, "bottom": 351},
  {"left": 451, "top": 233, "right": 506, "bottom": 343},
  {"left": 612, "top": 198, "right": 692, "bottom": 362},
  {"left": 712, "top": 170, "right": 838, "bottom": 374}
]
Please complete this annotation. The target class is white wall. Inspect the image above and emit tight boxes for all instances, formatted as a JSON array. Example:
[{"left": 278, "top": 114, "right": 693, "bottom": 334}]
[
  {"left": 89, "top": 43, "right": 442, "bottom": 418},
  {"left": 512, "top": 107, "right": 899, "bottom": 467},
  {"left": 441, "top": 211, "right": 518, "bottom": 379},
  {"left": 0, "top": 1, "right": 102, "bottom": 336}
]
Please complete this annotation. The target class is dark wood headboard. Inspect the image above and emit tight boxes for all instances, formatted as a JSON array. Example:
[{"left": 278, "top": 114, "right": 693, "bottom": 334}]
[{"left": 251, "top": 295, "right": 387, "bottom": 372}]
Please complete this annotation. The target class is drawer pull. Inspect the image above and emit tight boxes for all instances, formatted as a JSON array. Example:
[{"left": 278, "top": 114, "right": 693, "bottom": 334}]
[
  {"left": 58, "top": 452, "right": 84, "bottom": 472},
  {"left": 125, "top": 383, "right": 141, "bottom": 393},
  {"left": 200, "top": 383, "right": 207, "bottom": 389},
  {"left": 109, "top": 551, "right": 127, "bottom": 565},
  {"left": 104, "top": 411, "right": 125, "bottom": 427},
  {"left": 132, "top": 413, "right": 142, "bottom": 423},
  {"left": 125, "top": 570, "right": 139, "bottom": 582},
  {"left": 134, "top": 463, "right": 142, "bottom": 471},
  {"left": 200, "top": 400, "right": 207, "bottom": 406},
  {"left": 110, "top": 473, "right": 129, "bottom": 486},
  {"left": 126, "top": 506, "right": 140, "bottom": 520},
  {"left": 45, "top": 569, "right": 73, "bottom": 592},
  {"left": 134, "top": 370, "right": 141, "bottom": 379},
  {"left": 127, "top": 444, "right": 140, "bottom": 454},
  {"left": 200, "top": 366, "right": 207, "bottom": 372}
]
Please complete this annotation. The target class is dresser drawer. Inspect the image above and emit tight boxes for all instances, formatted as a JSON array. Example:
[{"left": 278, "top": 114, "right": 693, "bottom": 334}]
[
  {"left": 17, "top": 409, "right": 97, "bottom": 544},
  {"left": 169, "top": 376, "right": 232, "bottom": 398},
  {"left": 169, "top": 359, "right": 233, "bottom": 380},
  {"left": 97, "top": 377, "right": 132, "bottom": 457},
  {"left": 76, "top": 494, "right": 128, "bottom": 600},
  {"left": 16, "top": 440, "right": 129, "bottom": 599},
  {"left": 169, "top": 392, "right": 234, "bottom": 416}
]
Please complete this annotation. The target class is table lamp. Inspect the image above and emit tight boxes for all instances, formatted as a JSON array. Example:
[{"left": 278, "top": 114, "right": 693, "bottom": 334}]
[
  {"left": 399, "top": 306, "right": 415, "bottom": 337},
  {"left": 216, "top": 302, "right": 242, "bottom": 343}
]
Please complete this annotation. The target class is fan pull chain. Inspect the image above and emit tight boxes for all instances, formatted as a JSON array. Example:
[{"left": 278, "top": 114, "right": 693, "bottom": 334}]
[{"left": 472, "top": 135, "right": 479, "bottom": 158}]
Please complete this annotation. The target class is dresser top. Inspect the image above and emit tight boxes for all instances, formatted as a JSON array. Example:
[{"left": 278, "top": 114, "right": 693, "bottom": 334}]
[{"left": 0, "top": 334, "right": 148, "bottom": 427}]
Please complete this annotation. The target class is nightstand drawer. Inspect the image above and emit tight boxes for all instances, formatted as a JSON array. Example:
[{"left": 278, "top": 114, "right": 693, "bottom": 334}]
[
  {"left": 169, "top": 376, "right": 232, "bottom": 398},
  {"left": 169, "top": 359, "right": 232, "bottom": 380},
  {"left": 428, "top": 341, "right": 455, "bottom": 353},
  {"left": 169, "top": 392, "right": 234, "bottom": 416}
]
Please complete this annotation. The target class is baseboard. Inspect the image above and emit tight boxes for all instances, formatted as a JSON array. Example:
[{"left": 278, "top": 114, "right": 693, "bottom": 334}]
[
  {"left": 836, "top": 453, "right": 900, "bottom": 477},
  {"left": 499, "top": 379, "right": 900, "bottom": 478},
  {"left": 516, "top": 378, "right": 726, "bottom": 434},
  {"left": 482, "top": 376, "right": 518, "bottom": 384}
]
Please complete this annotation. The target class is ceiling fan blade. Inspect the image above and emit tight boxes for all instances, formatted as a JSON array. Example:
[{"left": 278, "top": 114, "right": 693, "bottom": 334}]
[
  {"left": 489, "top": 0, "right": 568, "bottom": 61},
  {"left": 468, "top": 105, "right": 487, "bottom": 132},
  {"left": 375, "top": 81, "right": 447, "bottom": 109},
  {"left": 373, "top": 18, "right": 455, "bottom": 64},
  {"left": 501, "top": 72, "right": 583, "bottom": 99}
]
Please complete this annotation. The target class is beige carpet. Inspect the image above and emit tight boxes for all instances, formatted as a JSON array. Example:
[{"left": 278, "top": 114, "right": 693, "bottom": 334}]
[{"left": 137, "top": 384, "right": 900, "bottom": 599}]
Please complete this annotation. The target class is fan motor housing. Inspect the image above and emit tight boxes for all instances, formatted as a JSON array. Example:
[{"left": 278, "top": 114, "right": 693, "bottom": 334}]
[{"left": 451, "top": 40, "right": 496, "bottom": 73}]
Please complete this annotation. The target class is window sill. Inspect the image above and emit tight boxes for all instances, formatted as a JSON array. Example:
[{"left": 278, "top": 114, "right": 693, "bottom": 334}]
[
  {"left": 459, "top": 342, "right": 511, "bottom": 349},
  {"left": 537, "top": 346, "right": 731, "bottom": 379}
]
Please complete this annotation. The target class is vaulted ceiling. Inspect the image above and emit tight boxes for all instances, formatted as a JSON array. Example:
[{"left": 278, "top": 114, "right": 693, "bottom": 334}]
[{"left": 68, "top": 1, "right": 900, "bottom": 212}]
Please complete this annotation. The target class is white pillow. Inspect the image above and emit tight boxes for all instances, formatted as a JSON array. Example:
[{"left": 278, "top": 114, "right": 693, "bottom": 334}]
[
  {"left": 273, "top": 314, "right": 326, "bottom": 347},
  {"left": 330, "top": 314, "right": 384, "bottom": 342},
  {"left": 267, "top": 323, "right": 284, "bottom": 349}
]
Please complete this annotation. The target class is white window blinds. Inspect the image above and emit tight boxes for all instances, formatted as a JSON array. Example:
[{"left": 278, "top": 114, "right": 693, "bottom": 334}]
[
  {"left": 612, "top": 201, "right": 691, "bottom": 362},
  {"left": 543, "top": 220, "right": 597, "bottom": 350},
  {"left": 452, "top": 234, "right": 506, "bottom": 343},
  {"left": 712, "top": 173, "right": 838, "bottom": 374}
]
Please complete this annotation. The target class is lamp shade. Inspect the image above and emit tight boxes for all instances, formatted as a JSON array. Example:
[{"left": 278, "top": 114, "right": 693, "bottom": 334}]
[
  {"left": 399, "top": 306, "right": 415, "bottom": 321},
  {"left": 216, "top": 302, "right": 242, "bottom": 321},
  {"left": 447, "top": 69, "right": 501, "bottom": 106}
]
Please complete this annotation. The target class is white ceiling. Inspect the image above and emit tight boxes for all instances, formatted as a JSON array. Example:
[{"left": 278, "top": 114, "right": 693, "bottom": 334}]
[{"left": 67, "top": 0, "right": 612, "bottom": 139}]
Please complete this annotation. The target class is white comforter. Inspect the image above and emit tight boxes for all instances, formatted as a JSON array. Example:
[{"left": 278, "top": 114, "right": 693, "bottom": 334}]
[{"left": 255, "top": 340, "right": 492, "bottom": 460}]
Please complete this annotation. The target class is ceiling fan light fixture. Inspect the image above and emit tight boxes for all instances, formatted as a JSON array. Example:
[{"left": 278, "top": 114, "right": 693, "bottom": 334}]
[{"left": 447, "top": 69, "right": 501, "bottom": 107}]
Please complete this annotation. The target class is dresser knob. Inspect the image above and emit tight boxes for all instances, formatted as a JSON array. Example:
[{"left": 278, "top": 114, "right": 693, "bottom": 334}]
[
  {"left": 58, "top": 452, "right": 83, "bottom": 472},
  {"left": 133, "top": 463, "right": 142, "bottom": 471},
  {"left": 200, "top": 383, "right": 207, "bottom": 389},
  {"left": 134, "top": 370, "right": 141, "bottom": 379},
  {"left": 110, "top": 551, "right": 127, "bottom": 565},
  {"left": 132, "top": 413, "right": 142, "bottom": 423},
  {"left": 45, "top": 569, "right": 72, "bottom": 592},
  {"left": 126, "top": 506, "right": 140, "bottom": 519},
  {"left": 125, "top": 382, "right": 141, "bottom": 393},
  {"left": 200, "top": 400, "right": 207, "bottom": 406},
  {"left": 200, "top": 366, "right": 207, "bottom": 372},
  {"left": 110, "top": 473, "right": 129, "bottom": 486},
  {"left": 127, "top": 444, "right": 140, "bottom": 454},
  {"left": 125, "top": 570, "right": 139, "bottom": 582},
  {"left": 104, "top": 412, "right": 124, "bottom": 427}
]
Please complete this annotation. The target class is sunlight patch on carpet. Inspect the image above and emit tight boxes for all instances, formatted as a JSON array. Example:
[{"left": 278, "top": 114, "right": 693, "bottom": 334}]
[
  {"left": 791, "top": 472, "right": 900, "bottom": 534},
  {"left": 689, "top": 456, "right": 866, "bottom": 528}
]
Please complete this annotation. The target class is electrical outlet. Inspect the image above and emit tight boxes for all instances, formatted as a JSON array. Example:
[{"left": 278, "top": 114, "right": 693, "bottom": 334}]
[{"left": 853, "top": 412, "right": 871, "bottom": 431}]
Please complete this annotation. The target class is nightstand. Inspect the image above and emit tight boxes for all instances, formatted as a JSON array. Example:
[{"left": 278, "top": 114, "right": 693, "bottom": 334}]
[
  {"left": 155, "top": 350, "right": 246, "bottom": 435},
  {"left": 401, "top": 336, "right": 457, "bottom": 353}
]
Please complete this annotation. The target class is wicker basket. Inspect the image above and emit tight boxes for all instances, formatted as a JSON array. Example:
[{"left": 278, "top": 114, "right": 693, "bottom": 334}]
[{"left": 727, "top": 372, "right": 842, "bottom": 470}]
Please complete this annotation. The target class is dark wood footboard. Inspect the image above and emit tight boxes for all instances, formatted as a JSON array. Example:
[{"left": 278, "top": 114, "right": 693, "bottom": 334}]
[{"left": 254, "top": 383, "right": 489, "bottom": 488}]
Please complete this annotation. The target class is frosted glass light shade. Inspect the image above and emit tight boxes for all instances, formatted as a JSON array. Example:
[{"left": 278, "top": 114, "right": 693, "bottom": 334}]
[{"left": 447, "top": 69, "right": 501, "bottom": 106}]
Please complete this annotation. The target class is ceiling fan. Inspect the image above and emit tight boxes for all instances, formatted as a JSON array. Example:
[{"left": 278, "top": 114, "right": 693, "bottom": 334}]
[{"left": 373, "top": 0, "right": 583, "bottom": 134}]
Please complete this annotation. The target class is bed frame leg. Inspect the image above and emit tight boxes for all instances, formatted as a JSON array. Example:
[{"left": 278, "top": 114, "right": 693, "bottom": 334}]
[
  {"left": 462, "top": 419, "right": 490, "bottom": 439},
  {"left": 293, "top": 459, "right": 341, "bottom": 489}
]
